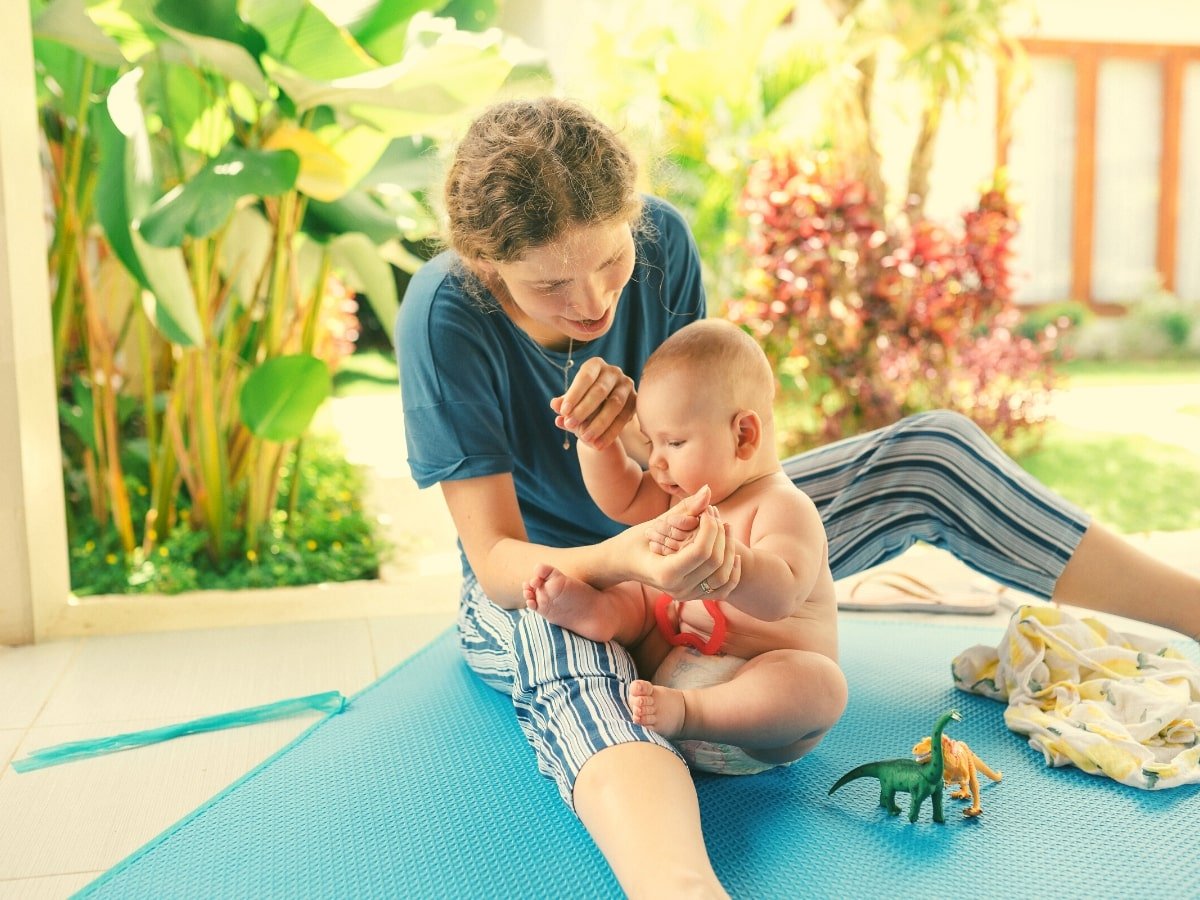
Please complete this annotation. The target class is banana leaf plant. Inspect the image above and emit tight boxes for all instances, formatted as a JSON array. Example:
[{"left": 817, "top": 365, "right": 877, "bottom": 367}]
[{"left": 33, "top": 0, "right": 527, "bottom": 567}]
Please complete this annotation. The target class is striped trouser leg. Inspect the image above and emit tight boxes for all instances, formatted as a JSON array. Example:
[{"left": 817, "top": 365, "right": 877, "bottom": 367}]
[
  {"left": 784, "top": 410, "right": 1091, "bottom": 599},
  {"left": 456, "top": 573, "right": 681, "bottom": 811}
]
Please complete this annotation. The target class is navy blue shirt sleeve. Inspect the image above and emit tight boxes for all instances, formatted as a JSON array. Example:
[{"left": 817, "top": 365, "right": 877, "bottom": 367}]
[{"left": 397, "top": 259, "right": 513, "bottom": 487}]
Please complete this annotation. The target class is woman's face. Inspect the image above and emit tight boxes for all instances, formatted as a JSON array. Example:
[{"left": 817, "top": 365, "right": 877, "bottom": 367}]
[{"left": 483, "top": 219, "right": 636, "bottom": 349}]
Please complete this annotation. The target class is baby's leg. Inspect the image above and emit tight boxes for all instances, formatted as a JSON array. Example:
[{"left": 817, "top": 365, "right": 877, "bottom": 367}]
[
  {"left": 523, "top": 564, "right": 649, "bottom": 646},
  {"left": 631, "top": 649, "right": 847, "bottom": 764}
]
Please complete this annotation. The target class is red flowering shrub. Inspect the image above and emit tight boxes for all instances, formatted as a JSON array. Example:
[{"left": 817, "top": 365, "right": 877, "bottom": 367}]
[{"left": 726, "top": 153, "right": 1061, "bottom": 454}]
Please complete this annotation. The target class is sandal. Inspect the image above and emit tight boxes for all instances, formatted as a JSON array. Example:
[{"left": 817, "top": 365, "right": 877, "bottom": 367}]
[{"left": 837, "top": 570, "right": 1002, "bottom": 615}]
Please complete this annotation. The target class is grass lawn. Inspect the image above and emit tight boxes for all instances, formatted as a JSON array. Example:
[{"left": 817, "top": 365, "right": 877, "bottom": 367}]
[
  {"left": 1016, "top": 425, "right": 1200, "bottom": 534},
  {"left": 1032, "top": 358, "right": 1200, "bottom": 532},
  {"left": 1059, "top": 358, "right": 1200, "bottom": 386}
]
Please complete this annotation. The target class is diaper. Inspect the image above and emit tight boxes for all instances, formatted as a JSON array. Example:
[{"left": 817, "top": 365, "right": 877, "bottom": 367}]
[{"left": 652, "top": 645, "right": 792, "bottom": 776}]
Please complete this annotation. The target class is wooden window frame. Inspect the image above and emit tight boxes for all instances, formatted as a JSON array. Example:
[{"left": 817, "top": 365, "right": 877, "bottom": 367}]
[{"left": 1005, "top": 39, "right": 1200, "bottom": 310}]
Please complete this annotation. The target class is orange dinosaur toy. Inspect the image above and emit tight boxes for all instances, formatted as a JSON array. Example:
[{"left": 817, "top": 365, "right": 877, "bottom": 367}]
[{"left": 911, "top": 734, "right": 1002, "bottom": 817}]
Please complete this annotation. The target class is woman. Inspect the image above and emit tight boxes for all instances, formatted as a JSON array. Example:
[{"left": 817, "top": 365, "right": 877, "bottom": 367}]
[{"left": 397, "top": 97, "right": 1200, "bottom": 899}]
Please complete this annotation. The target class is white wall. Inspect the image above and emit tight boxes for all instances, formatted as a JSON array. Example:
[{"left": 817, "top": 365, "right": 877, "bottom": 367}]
[
  {"left": 1, "top": 1, "right": 71, "bottom": 644},
  {"left": 1028, "top": 0, "right": 1200, "bottom": 45}
]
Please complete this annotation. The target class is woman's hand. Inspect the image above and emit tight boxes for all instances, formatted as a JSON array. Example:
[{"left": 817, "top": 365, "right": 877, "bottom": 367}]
[
  {"left": 645, "top": 484, "right": 710, "bottom": 555},
  {"left": 550, "top": 357, "right": 635, "bottom": 451},
  {"left": 661, "top": 510, "right": 742, "bottom": 602},
  {"left": 616, "top": 487, "right": 740, "bottom": 601}
]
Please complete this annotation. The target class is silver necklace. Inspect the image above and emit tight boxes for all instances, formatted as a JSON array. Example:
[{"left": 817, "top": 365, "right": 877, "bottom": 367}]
[{"left": 528, "top": 336, "right": 575, "bottom": 449}]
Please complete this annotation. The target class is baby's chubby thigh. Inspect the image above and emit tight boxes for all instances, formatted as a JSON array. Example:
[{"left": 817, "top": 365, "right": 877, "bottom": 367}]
[{"left": 649, "top": 647, "right": 777, "bottom": 776}]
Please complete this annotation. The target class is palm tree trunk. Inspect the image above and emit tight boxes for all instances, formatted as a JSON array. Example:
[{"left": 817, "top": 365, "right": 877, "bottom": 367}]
[
  {"left": 906, "top": 100, "right": 944, "bottom": 224},
  {"left": 854, "top": 55, "right": 887, "bottom": 220},
  {"left": 824, "top": 0, "right": 886, "bottom": 219}
]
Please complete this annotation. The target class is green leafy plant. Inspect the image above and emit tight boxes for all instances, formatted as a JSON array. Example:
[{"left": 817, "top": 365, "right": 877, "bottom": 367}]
[
  {"left": 550, "top": 0, "right": 825, "bottom": 301},
  {"left": 1066, "top": 290, "right": 1200, "bottom": 361},
  {"left": 1130, "top": 289, "right": 1200, "bottom": 356},
  {"left": 1016, "top": 301, "right": 1090, "bottom": 339},
  {"left": 69, "top": 433, "right": 388, "bottom": 594},
  {"left": 554, "top": 0, "right": 1030, "bottom": 308},
  {"left": 34, "top": 0, "right": 526, "bottom": 580}
]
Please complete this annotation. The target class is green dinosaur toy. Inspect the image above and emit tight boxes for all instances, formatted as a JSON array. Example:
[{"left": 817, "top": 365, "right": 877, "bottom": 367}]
[{"left": 828, "top": 710, "right": 962, "bottom": 824}]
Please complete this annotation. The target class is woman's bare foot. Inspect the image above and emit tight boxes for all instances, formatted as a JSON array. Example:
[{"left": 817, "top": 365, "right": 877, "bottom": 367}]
[
  {"left": 523, "top": 563, "right": 622, "bottom": 643},
  {"left": 629, "top": 680, "right": 687, "bottom": 740}
]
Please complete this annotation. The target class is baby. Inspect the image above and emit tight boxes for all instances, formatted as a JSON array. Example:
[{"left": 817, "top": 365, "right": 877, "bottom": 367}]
[{"left": 523, "top": 319, "right": 846, "bottom": 775}]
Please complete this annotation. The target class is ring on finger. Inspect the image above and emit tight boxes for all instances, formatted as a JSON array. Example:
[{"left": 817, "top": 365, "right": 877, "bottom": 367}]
[{"left": 699, "top": 578, "right": 714, "bottom": 595}]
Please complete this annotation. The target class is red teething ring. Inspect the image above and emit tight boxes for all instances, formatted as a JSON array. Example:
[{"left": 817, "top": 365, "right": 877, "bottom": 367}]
[{"left": 654, "top": 592, "right": 727, "bottom": 655}]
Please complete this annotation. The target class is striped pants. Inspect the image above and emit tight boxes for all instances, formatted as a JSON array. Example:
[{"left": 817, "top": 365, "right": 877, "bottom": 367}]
[{"left": 456, "top": 410, "right": 1090, "bottom": 809}]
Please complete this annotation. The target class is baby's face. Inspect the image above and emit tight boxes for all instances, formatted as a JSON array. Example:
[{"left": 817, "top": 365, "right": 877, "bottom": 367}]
[{"left": 637, "top": 369, "right": 740, "bottom": 502}]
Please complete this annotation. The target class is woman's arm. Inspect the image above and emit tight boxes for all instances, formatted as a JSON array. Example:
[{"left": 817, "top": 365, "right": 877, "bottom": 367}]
[{"left": 441, "top": 473, "right": 737, "bottom": 609}]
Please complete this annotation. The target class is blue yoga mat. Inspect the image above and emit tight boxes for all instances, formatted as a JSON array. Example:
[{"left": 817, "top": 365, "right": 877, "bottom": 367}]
[{"left": 78, "top": 619, "right": 1200, "bottom": 899}]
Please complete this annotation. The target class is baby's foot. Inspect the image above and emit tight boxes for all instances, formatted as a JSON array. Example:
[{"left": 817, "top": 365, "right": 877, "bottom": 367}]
[
  {"left": 523, "top": 564, "right": 618, "bottom": 643},
  {"left": 629, "top": 679, "right": 687, "bottom": 740}
]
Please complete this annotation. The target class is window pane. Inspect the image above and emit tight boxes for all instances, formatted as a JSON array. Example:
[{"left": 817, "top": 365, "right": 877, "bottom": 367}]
[
  {"left": 1092, "top": 59, "right": 1162, "bottom": 303},
  {"left": 1176, "top": 62, "right": 1200, "bottom": 302},
  {"left": 1010, "top": 56, "right": 1075, "bottom": 303}
]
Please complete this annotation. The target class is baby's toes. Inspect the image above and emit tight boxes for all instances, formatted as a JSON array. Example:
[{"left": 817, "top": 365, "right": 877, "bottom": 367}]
[
  {"left": 629, "top": 681, "right": 656, "bottom": 724},
  {"left": 630, "top": 679, "right": 655, "bottom": 698}
]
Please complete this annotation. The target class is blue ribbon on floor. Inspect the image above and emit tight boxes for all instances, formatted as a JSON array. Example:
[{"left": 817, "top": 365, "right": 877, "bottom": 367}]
[{"left": 12, "top": 690, "right": 347, "bottom": 773}]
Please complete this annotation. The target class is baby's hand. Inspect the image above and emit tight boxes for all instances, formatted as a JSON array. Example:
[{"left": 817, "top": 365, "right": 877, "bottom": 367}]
[{"left": 648, "top": 501, "right": 710, "bottom": 556}]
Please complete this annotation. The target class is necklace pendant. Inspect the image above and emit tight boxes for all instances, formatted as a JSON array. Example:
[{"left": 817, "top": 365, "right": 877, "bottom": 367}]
[{"left": 562, "top": 339, "right": 574, "bottom": 450}]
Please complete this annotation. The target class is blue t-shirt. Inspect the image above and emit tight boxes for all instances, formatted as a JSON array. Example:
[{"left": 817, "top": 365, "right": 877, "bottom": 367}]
[{"left": 397, "top": 196, "right": 705, "bottom": 555}]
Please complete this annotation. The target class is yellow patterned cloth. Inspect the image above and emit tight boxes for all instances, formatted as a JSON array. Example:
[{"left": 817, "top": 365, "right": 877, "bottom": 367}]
[{"left": 952, "top": 605, "right": 1200, "bottom": 790}]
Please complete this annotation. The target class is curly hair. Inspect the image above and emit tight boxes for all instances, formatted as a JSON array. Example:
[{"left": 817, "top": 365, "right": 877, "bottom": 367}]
[{"left": 444, "top": 97, "right": 644, "bottom": 265}]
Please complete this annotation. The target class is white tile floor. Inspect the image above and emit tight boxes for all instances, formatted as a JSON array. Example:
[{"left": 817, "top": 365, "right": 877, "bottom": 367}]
[{"left": 0, "top": 603, "right": 459, "bottom": 898}]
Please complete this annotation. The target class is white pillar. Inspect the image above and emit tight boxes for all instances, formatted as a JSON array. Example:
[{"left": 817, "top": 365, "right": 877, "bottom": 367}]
[{"left": 0, "top": 1, "right": 71, "bottom": 645}]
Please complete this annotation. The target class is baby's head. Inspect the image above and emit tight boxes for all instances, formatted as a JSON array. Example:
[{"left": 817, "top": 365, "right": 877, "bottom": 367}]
[
  {"left": 641, "top": 319, "right": 774, "bottom": 413},
  {"left": 637, "top": 320, "right": 776, "bottom": 501}
]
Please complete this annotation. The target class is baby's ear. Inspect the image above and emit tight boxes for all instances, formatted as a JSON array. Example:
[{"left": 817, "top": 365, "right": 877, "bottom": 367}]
[{"left": 733, "top": 410, "right": 762, "bottom": 459}]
